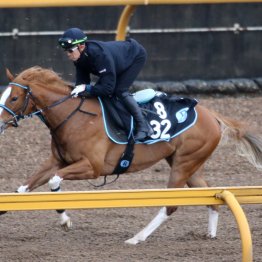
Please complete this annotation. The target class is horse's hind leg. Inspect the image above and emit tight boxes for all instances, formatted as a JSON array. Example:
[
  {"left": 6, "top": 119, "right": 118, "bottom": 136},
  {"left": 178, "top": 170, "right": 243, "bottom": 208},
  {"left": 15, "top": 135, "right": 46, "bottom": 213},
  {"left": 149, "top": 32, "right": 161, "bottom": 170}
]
[
  {"left": 187, "top": 169, "right": 219, "bottom": 238},
  {"left": 125, "top": 206, "right": 169, "bottom": 245},
  {"left": 126, "top": 160, "right": 206, "bottom": 245},
  {"left": 126, "top": 137, "right": 220, "bottom": 244},
  {"left": 125, "top": 164, "right": 198, "bottom": 245}
]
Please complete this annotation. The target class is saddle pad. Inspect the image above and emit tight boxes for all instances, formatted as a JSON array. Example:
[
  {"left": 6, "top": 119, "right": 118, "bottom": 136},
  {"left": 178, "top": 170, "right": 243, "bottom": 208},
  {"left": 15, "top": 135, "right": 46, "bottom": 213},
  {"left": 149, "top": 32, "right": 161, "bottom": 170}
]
[{"left": 98, "top": 94, "right": 198, "bottom": 145}]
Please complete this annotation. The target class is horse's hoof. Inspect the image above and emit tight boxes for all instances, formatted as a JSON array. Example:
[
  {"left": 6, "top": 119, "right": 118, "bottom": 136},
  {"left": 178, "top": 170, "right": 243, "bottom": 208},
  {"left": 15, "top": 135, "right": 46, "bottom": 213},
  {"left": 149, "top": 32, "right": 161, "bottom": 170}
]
[
  {"left": 0, "top": 211, "right": 7, "bottom": 216},
  {"left": 125, "top": 237, "right": 140, "bottom": 245},
  {"left": 60, "top": 218, "right": 72, "bottom": 232},
  {"left": 206, "top": 233, "right": 217, "bottom": 239}
]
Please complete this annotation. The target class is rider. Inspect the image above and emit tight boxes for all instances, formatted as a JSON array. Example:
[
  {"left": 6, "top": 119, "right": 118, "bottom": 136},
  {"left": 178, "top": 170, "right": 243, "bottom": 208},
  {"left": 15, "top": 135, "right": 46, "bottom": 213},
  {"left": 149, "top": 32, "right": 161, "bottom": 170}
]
[{"left": 58, "top": 27, "right": 152, "bottom": 141}]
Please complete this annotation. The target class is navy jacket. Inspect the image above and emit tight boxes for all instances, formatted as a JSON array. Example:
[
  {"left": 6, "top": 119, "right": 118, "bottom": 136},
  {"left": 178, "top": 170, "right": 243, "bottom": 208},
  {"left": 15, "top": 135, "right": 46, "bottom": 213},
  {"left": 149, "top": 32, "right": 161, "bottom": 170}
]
[{"left": 74, "top": 38, "right": 145, "bottom": 97}]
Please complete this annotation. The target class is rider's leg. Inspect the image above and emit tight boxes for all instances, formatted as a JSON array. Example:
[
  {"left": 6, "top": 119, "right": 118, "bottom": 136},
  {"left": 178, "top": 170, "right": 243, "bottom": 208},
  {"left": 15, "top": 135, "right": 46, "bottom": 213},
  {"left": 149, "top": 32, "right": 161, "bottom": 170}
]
[
  {"left": 115, "top": 47, "right": 151, "bottom": 141},
  {"left": 121, "top": 93, "right": 152, "bottom": 140}
]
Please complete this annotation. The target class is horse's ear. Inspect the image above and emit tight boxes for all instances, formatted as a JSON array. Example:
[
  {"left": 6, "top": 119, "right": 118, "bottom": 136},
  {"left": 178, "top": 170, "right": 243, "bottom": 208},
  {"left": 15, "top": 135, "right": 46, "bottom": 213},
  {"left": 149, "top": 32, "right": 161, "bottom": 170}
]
[{"left": 6, "top": 68, "right": 14, "bottom": 81}]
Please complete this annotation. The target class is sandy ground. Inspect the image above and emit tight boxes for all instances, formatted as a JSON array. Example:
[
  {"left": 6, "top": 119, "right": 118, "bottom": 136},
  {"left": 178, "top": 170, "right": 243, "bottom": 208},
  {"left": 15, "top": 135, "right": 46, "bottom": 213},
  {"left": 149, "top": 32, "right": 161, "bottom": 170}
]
[{"left": 0, "top": 94, "right": 261, "bottom": 262}]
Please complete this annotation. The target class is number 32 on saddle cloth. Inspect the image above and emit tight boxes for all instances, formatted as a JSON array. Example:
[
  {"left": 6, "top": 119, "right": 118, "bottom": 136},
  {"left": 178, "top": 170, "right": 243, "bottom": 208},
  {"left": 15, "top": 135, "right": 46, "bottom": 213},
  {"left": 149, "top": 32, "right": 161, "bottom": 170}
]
[{"left": 98, "top": 89, "right": 198, "bottom": 145}]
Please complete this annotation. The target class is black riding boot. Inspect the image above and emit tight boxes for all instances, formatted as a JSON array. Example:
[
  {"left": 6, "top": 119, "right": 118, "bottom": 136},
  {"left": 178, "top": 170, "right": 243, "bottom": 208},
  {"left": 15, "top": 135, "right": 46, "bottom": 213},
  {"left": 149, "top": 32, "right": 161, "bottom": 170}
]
[{"left": 122, "top": 95, "right": 152, "bottom": 141}]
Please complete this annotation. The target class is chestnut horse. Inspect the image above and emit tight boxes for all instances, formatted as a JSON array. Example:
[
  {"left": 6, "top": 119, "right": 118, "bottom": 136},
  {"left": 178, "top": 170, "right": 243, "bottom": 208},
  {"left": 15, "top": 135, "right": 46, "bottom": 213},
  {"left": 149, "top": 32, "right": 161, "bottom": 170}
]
[{"left": 0, "top": 66, "right": 261, "bottom": 244}]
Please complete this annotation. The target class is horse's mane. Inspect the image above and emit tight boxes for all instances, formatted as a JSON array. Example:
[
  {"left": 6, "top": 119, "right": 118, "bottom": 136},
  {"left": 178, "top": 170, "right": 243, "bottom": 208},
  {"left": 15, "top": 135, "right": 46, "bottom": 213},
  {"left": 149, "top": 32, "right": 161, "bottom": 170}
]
[{"left": 17, "top": 66, "right": 72, "bottom": 94}]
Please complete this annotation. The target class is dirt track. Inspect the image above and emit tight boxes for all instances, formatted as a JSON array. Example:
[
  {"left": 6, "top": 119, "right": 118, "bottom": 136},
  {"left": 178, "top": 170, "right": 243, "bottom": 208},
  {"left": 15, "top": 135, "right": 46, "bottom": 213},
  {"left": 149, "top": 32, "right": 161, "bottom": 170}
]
[{"left": 0, "top": 94, "right": 261, "bottom": 262}]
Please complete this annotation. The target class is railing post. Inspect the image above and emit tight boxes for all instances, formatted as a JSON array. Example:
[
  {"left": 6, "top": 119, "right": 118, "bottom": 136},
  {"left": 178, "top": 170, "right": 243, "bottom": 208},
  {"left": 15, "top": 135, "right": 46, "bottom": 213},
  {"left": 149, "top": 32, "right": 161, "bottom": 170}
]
[
  {"left": 217, "top": 190, "right": 253, "bottom": 262},
  {"left": 116, "top": 5, "right": 136, "bottom": 40}
]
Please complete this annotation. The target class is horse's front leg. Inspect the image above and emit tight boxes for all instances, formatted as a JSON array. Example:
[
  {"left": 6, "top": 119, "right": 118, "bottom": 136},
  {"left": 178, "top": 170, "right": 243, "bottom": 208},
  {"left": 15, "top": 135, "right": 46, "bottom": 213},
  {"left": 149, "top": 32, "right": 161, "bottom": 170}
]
[
  {"left": 48, "top": 158, "right": 101, "bottom": 230},
  {"left": 15, "top": 156, "right": 74, "bottom": 231},
  {"left": 16, "top": 156, "right": 63, "bottom": 192},
  {"left": 0, "top": 156, "right": 60, "bottom": 216}
]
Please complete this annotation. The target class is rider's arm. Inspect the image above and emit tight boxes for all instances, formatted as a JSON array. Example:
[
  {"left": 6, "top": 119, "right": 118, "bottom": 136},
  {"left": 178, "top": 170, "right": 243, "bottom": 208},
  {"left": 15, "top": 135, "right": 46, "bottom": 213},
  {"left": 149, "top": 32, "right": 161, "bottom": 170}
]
[
  {"left": 75, "top": 66, "right": 91, "bottom": 86},
  {"left": 89, "top": 46, "right": 116, "bottom": 97}
]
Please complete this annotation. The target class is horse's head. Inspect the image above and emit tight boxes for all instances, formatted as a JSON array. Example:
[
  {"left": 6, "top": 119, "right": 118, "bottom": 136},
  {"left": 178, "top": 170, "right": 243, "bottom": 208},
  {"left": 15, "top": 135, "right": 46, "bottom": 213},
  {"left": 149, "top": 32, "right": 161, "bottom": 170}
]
[
  {"left": 0, "top": 66, "right": 71, "bottom": 134},
  {"left": 0, "top": 69, "right": 32, "bottom": 133}
]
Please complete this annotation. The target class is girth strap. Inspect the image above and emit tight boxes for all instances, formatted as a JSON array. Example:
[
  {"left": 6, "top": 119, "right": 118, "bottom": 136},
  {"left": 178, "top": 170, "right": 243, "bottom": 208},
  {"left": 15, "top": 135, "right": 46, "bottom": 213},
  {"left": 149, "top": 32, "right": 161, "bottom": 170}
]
[
  {"left": 112, "top": 137, "right": 135, "bottom": 175},
  {"left": 87, "top": 137, "right": 135, "bottom": 188}
]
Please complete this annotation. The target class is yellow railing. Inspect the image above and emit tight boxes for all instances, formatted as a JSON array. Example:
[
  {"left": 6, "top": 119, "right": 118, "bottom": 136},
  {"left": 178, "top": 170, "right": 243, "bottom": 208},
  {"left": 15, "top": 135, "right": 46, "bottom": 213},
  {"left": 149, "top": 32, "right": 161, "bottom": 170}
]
[
  {"left": 1, "top": 1, "right": 262, "bottom": 40},
  {"left": 0, "top": 186, "right": 261, "bottom": 262},
  {"left": 0, "top": 187, "right": 261, "bottom": 210},
  {"left": 0, "top": 0, "right": 262, "bottom": 8}
]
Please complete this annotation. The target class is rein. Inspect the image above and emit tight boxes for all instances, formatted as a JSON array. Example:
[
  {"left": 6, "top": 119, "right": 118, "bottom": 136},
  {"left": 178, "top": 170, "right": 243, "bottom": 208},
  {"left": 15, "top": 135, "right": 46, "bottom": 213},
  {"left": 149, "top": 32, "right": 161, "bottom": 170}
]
[
  {"left": 0, "top": 82, "right": 74, "bottom": 126},
  {"left": 1, "top": 82, "right": 97, "bottom": 125},
  {"left": 1, "top": 82, "right": 97, "bottom": 164}
]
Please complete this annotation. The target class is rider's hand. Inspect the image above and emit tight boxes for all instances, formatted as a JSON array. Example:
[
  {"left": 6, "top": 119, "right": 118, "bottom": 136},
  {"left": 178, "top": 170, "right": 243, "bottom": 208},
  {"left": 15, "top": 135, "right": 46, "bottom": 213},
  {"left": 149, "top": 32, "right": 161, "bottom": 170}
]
[{"left": 71, "top": 84, "right": 91, "bottom": 98}]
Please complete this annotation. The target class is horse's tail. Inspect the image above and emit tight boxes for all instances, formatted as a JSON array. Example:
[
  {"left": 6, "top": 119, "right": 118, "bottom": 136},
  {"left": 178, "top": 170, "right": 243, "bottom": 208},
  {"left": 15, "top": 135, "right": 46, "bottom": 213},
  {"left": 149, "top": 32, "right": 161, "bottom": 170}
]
[{"left": 211, "top": 110, "right": 262, "bottom": 170}]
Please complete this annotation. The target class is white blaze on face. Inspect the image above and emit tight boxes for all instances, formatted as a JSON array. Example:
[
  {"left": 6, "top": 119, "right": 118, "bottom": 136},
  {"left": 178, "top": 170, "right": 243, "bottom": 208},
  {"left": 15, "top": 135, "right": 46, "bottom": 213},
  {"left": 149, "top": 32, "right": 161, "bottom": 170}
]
[{"left": 0, "top": 86, "right": 12, "bottom": 116}]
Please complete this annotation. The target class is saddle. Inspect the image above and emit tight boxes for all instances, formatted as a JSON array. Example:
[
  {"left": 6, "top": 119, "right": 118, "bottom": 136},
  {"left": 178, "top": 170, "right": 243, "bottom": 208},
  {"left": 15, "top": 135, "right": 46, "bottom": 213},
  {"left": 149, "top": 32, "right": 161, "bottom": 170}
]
[{"left": 99, "top": 89, "right": 198, "bottom": 145}]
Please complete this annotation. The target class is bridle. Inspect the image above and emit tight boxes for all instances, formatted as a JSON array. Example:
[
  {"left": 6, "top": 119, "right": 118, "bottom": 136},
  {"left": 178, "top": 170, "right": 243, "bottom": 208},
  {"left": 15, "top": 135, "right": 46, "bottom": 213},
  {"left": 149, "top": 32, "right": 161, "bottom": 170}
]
[{"left": 0, "top": 82, "right": 35, "bottom": 127}]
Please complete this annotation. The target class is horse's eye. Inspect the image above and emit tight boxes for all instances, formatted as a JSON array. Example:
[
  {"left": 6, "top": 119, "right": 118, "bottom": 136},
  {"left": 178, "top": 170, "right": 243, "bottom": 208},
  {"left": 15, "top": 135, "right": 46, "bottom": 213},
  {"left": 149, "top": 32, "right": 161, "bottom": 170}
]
[{"left": 11, "top": 96, "right": 18, "bottom": 102}]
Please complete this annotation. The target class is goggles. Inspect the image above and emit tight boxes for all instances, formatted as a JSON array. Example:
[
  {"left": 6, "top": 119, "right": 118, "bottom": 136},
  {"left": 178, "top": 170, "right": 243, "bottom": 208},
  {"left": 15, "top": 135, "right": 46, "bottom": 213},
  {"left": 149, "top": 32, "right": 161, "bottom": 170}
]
[{"left": 66, "top": 46, "right": 78, "bottom": 53}]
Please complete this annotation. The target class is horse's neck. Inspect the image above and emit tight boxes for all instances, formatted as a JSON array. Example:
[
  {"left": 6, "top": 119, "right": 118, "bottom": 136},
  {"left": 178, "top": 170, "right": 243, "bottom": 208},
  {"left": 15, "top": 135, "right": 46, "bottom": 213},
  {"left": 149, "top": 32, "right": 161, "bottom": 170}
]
[
  {"left": 32, "top": 83, "right": 69, "bottom": 107},
  {"left": 32, "top": 84, "right": 73, "bottom": 126},
  {"left": 32, "top": 84, "right": 101, "bottom": 133}
]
